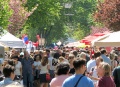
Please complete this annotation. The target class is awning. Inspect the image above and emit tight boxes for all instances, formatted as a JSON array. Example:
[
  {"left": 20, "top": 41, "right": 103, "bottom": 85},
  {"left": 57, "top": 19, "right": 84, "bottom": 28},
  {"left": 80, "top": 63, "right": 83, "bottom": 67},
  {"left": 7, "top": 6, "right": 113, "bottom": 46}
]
[{"left": 94, "top": 31, "right": 120, "bottom": 47}]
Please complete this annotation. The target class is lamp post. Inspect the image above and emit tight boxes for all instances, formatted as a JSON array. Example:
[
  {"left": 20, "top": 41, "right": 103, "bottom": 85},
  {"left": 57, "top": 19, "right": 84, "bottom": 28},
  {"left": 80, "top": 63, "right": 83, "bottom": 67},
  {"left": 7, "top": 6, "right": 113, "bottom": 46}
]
[
  {"left": 64, "top": 2, "right": 72, "bottom": 8},
  {"left": 64, "top": 2, "right": 74, "bottom": 16},
  {"left": 64, "top": 2, "right": 74, "bottom": 31}
]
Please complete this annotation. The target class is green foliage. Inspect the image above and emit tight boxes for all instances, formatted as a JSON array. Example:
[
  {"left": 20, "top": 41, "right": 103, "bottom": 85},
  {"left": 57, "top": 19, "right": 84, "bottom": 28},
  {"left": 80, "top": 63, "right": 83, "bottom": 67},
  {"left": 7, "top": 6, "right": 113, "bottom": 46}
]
[
  {"left": 0, "top": 0, "right": 12, "bottom": 34},
  {"left": 21, "top": 0, "right": 98, "bottom": 44},
  {"left": 22, "top": 0, "right": 66, "bottom": 44},
  {"left": 71, "top": 0, "right": 97, "bottom": 37},
  {"left": 57, "top": 0, "right": 98, "bottom": 40},
  {"left": 0, "top": 0, "right": 98, "bottom": 44}
]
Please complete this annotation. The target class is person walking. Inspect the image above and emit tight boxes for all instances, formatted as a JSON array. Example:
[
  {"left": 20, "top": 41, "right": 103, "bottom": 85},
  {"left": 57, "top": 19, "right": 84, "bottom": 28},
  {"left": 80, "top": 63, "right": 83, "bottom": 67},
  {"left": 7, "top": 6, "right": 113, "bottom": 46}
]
[
  {"left": 89, "top": 57, "right": 103, "bottom": 86},
  {"left": 62, "top": 58, "right": 94, "bottom": 87},
  {"left": 21, "top": 51, "right": 34, "bottom": 87},
  {"left": 100, "top": 49, "right": 111, "bottom": 65},
  {"left": 68, "top": 54, "right": 75, "bottom": 75},
  {"left": 48, "top": 52, "right": 57, "bottom": 81},
  {"left": 33, "top": 55, "right": 41, "bottom": 87},
  {"left": 113, "top": 66, "right": 120, "bottom": 87},
  {"left": 50, "top": 62, "right": 70, "bottom": 87},
  {"left": 96, "top": 62, "right": 115, "bottom": 87},
  {"left": 12, "top": 56, "right": 22, "bottom": 81},
  {"left": 87, "top": 55, "right": 96, "bottom": 73},
  {"left": 0, "top": 64, "right": 16, "bottom": 86},
  {"left": 39, "top": 55, "right": 50, "bottom": 87}
]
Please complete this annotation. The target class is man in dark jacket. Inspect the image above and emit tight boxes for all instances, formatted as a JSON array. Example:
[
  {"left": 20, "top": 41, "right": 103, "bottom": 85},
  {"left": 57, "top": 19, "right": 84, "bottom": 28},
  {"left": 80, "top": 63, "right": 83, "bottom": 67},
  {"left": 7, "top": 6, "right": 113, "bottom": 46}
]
[{"left": 21, "top": 51, "right": 34, "bottom": 87}]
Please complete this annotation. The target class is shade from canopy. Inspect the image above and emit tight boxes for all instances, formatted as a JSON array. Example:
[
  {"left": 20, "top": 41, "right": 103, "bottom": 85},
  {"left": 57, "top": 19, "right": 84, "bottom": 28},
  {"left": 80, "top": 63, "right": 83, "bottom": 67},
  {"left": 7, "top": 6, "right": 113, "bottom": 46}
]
[{"left": 94, "top": 31, "right": 120, "bottom": 47}]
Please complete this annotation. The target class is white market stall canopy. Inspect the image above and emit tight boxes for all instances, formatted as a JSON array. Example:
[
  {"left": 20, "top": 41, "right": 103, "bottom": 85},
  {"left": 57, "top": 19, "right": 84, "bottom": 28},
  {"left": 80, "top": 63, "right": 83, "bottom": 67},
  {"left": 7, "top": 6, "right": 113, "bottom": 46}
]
[
  {"left": 0, "top": 32, "right": 25, "bottom": 48},
  {"left": 64, "top": 41, "right": 90, "bottom": 48},
  {"left": 94, "top": 31, "right": 120, "bottom": 47}
]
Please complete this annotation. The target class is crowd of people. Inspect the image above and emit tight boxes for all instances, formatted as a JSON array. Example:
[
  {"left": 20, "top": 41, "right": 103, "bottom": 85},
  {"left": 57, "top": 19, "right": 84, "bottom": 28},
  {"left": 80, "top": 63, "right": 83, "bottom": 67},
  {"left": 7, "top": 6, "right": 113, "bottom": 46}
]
[{"left": 0, "top": 47, "right": 120, "bottom": 87}]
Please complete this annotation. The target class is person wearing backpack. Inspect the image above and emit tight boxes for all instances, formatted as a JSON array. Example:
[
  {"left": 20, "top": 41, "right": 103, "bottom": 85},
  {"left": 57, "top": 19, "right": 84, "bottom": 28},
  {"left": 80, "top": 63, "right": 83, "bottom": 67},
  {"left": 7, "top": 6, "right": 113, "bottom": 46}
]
[
  {"left": 48, "top": 52, "right": 58, "bottom": 81},
  {"left": 62, "top": 58, "right": 94, "bottom": 87}
]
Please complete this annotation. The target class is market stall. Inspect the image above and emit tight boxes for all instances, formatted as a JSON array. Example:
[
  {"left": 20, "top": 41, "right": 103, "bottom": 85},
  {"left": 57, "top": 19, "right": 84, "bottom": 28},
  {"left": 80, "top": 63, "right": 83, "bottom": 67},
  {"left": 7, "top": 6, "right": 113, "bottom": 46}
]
[
  {"left": 0, "top": 32, "right": 25, "bottom": 48},
  {"left": 94, "top": 31, "right": 120, "bottom": 47}
]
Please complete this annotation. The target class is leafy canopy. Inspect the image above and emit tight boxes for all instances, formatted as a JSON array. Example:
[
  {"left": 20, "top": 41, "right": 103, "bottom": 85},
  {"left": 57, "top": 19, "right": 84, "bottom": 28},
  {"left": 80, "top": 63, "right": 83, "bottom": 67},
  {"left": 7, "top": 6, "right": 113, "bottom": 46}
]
[
  {"left": 0, "top": 0, "right": 12, "bottom": 34},
  {"left": 94, "top": 0, "right": 120, "bottom": 31}
]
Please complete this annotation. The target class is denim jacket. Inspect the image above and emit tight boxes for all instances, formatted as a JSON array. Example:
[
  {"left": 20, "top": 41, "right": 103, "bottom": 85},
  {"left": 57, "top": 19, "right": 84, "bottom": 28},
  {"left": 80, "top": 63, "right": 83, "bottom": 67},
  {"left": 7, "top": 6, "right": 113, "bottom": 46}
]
[{"left": 0, "top": 78, "right": 14, "bottom": 87}]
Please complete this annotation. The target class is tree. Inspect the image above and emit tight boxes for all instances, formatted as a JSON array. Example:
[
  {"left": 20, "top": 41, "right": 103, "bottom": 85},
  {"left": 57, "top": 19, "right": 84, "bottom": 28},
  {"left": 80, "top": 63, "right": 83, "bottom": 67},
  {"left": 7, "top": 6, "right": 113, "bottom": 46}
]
[
  {"left": 72, "top": 23, "right": 85, "bottom": 40},
  {"left": 8, "top": 0, "right": 36, "bottom": 35},
  {"left": 90, "top": 26, "right": 109, "bottom": 35},
  {"left": 21, "top": 0, "right": 98, "bottom": 44},
  {"left": 21, "top": 0, "right": 66, "bottom": 44},
  {"left": 94, "top": 0, "right": 120, "bottom": 31},
  {"left": 0, "top": 0, "right": 12, "bottom": 34},
  {"left": 62, "top": 0, "right": 98, "bottom": 39}
]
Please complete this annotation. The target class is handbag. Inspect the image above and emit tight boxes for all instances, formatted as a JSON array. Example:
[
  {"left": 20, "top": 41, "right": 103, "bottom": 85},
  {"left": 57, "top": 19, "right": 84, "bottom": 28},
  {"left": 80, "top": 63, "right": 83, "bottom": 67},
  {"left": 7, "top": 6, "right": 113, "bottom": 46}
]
[
  {"left": 46, "top": 73, "right": 51, "bottom": 81},
  {"left": 74, "top": 75, "right": 84, "bottom": 87}
]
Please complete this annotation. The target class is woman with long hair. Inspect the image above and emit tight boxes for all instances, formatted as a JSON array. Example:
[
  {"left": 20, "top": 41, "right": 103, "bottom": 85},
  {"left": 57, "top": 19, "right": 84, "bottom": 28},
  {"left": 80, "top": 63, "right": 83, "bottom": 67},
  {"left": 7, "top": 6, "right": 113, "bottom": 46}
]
[
  {"left": 39, "top": 55, "right": 50, "bottom": 87},
  {"left": 12, "top": 56, "right": 22, "bottom": 81},
  {"left": 33, "top": 55, "right": 41, "bottom": 87},
  {"left": 68, "top": 54, "right": 75, "bottom": 75},
  {"left": 96, "top": 62, "right": 116, "bottom": 87},
  {"left": 89, "top": 57, "right": 103, "bottom": 86},
  {"left": 110, "top": 53, "right": 118, "bottom": 71}
]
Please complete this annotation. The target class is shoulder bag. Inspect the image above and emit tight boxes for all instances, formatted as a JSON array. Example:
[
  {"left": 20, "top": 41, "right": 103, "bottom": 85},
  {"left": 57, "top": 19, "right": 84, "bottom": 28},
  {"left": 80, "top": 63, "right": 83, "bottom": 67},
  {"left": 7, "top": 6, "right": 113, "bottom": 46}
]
[{"left": 74, "top": 75, "right": 84, "bottom": 87}]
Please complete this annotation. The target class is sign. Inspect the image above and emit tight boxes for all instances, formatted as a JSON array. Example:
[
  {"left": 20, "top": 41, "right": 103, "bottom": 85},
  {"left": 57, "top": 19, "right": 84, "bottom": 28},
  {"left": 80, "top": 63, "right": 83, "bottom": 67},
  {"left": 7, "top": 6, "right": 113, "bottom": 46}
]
[{"left": 39, "top": 38, "right": 45, "bottom": 46}]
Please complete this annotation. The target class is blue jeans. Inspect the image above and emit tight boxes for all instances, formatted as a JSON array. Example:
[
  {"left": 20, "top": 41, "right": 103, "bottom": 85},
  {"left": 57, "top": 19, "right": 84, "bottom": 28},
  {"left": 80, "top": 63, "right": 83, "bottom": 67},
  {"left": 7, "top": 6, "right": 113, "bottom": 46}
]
[{"left": 23, "top": 72, "right": 33, "bottom": 87}]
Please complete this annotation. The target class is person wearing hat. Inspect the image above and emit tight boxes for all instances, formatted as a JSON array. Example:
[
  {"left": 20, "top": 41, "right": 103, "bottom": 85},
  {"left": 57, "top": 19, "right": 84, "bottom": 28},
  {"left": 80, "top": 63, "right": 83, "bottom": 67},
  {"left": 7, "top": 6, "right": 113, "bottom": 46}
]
[{"left": 58, "top": 56, "right": 65, "bottom": 63}]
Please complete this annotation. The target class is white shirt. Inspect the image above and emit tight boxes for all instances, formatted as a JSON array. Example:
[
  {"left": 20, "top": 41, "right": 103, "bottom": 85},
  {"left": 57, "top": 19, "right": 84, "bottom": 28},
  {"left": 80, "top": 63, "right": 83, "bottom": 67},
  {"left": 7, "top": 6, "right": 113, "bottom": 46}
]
[
  {"left": 64, "top": 59, "right": 69, "bottom": 63},
  {"left": 40, "top": 64, "right": 49, "bottom": 74},
  {"left": 87, "top": 59, "right": 96, "bottom": 72},
  {"left": 14, "top": 61, "right": 22, "bottom": 75},
  {"left": 34, "top": 61, "right": 41, "bottom": 69},
  {"left": 48, "top": 57, "right": 56, "bottom": 70},
  {"left": 90, "top": 67, "right": 98, "bottom": 83}
]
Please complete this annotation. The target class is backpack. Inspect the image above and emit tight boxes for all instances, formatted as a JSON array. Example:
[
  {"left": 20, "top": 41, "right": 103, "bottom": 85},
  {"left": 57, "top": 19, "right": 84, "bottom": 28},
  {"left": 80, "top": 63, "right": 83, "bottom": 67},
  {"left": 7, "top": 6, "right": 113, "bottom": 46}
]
[{"left": 52, "top": 58, "right": 58, "bottom": 66}]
